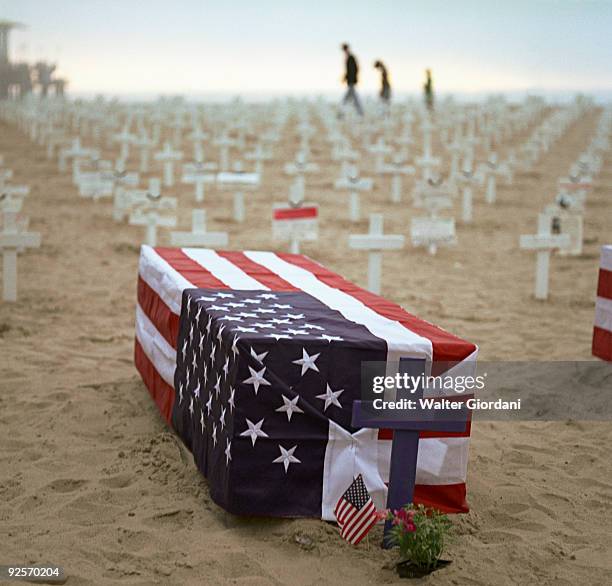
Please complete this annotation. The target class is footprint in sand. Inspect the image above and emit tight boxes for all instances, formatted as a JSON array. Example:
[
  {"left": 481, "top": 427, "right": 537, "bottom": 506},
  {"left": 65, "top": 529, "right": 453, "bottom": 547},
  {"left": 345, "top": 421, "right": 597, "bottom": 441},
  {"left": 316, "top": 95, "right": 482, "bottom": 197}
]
[
  {"left": 499, "top": 502, "right": 531, "bottom": 515},
  {"left": 510, "top": 443, "right": 558, "bottom": 456},
  {"left": 512, "top": 520, "right": 548, "bottom": 532},
  {"left": 99, "top": 473, "right": 135, "bottom": 489},
  {"left": 504, "top": 451, "right": 535, "bottom": 465},
  {"left": 143, "top": 508, "right": 194, "bottom": 529},
  {"left": 61, "top": 493, "right": 123, "bottom": 526},
  {"left": 115, "top": 527, "right": 152, "bottom": 552},
  {"left": 479, "top": 530, "right": 524, "bottom": 544},
  {"left": 48, "top": 391, "right": 71, "bottom": 401},
  {"left": 46, "top": 478, "right": 88, "bottom": 493}
]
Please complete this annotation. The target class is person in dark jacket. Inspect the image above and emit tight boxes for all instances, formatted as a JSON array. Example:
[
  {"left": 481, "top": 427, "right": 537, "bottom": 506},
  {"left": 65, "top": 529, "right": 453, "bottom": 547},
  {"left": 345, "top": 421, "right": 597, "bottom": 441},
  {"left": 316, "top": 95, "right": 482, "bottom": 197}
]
[
  {"left": 340, "top": 43, "right": 363, "bottom": 116},
  {"left": 424, "top": 68, "right": 434, "bottom": 111},
  {"left": 374, "top": 60, "right": 391, "bottom": 104}
]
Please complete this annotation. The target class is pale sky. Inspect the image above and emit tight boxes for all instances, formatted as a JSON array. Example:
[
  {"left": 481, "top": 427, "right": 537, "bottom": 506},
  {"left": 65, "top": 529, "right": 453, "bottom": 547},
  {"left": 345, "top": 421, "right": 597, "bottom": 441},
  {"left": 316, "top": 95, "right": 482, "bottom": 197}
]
[{"left": 1, "top": 0, "right": 611, "bottom": 98}]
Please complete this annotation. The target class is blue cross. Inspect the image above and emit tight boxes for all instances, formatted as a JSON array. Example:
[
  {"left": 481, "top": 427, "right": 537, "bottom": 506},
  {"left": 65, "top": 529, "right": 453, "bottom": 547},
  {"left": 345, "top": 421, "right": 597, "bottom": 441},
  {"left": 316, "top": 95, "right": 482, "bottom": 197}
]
[{"left": 352, "top": 358, "right": 469, "bottom": 547}]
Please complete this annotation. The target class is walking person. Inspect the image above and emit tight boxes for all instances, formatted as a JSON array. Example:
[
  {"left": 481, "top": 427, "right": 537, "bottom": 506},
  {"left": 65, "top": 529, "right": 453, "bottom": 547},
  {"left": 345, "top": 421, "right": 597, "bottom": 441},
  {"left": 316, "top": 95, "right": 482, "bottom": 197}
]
[
  {"left": 374, "top": 60, "right": 391, "bottom": 115},
  {"left": 423, "top": 68, "right": 434, "bottom": 112},
  {"left": 340, "top": 43, "right": 363, "bottom": 117}
]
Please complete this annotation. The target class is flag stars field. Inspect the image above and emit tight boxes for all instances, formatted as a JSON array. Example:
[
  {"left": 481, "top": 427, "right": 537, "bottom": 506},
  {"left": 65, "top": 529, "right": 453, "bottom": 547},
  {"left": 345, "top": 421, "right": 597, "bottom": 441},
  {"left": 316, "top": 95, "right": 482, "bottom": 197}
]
[
  {"left": 273, "top": 444, "right": 301, "bottom": 472},
  {"left": 276, "top": 394, "right": 304, "bottom": 421},
  {"left": 292, "top": 347, "right": 321, "bottom": 375},
  {"left": 316, "top": 384, "right": 345, "bottom": 411},
  {"left": 240, "top": 418, "right": 269, "bottom": 446}
]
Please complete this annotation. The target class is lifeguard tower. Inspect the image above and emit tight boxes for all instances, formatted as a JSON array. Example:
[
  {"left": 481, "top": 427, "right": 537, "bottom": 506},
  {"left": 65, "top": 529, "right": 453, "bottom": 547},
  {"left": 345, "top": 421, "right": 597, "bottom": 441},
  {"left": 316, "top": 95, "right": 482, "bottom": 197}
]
[{"left": 0, "top": 19, "right": 67, "bottom": 99}]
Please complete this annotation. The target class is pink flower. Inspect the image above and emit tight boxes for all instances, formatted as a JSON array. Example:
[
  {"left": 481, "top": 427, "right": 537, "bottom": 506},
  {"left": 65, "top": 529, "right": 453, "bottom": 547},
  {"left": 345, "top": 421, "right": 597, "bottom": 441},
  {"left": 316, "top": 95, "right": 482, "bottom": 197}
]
[
  {"left": 374, "top": 509, "right": 389, "bottom": 521},
  {"left": 391, "top": 508, "right": 418, "bottom": 533},
  {"left": 396, "top": 509, "right": 412, "bottom": 523}
]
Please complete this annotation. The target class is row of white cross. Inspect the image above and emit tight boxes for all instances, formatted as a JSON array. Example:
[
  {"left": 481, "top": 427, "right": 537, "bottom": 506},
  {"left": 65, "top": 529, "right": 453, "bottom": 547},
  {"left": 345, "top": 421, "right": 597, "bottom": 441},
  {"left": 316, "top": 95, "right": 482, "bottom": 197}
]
[
  {"left": 1, "top": 94, "right": 608, "bottom": 302},
  {"left": 0, "top": 159, "right": 41, "bottom": 301},
  {"left": 519, "top": 105, "right": 610, "bottom": 299}
]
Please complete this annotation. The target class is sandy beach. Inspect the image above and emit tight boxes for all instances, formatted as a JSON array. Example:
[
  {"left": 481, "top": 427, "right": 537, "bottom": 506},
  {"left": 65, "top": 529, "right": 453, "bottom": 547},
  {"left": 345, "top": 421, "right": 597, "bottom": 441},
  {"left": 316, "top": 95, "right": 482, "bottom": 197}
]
[{"left": 1, "top": 104, "right": 612, "bottom": 586}]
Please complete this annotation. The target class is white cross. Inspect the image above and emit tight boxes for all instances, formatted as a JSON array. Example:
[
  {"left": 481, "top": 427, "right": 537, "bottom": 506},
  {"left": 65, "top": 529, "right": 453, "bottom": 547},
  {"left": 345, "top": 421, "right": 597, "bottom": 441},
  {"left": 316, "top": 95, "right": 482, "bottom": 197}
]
[
  {"left": 331, "top": 138, "right": 359, "bottom": 177},
  {"left": 113, "top": 182, "right": 151, "bottom": 222},
  {"left": 478, "top": 154, "right": 509, "bottom": 204},
  {"left": 288, "top": 175, "right": 306, "bottom": 207},
  {"left": 414, "top": 115, "right": 441, "bottom": 181},
  {"left": 245, "top": 143, "right": 271, "bottom": 177},
  {"left": 128, "top": 178, "right": 177, "bottom": 246},
  {"left": 542, "top": 203, "right": 583, "bottom": 257},
  {"left": 455, "top": 168, "right": 477, "bottom": 224},
  {"left": 334, "top": 166, "right": 373, "bottom": 222},
  {"left": 73, "top": 151, "right": 103, "bottom": 186},
  {"left": 0, "top": 168, "right": 13, "bottom": 188},
  {"left": 421, "top": 116, "right": 435, "bottom": 159},
  {"left": 77, "top": 168, "right": 114, "bottom": 199},
  {"left": 368, "top": 137, "right": 393, "bottom": 172},
  {"left": 521, "top": 140, "right": 541, "bottom": 170},
  {"left": 413, "top": 179, "right": 453, "bottom": 219},
  {"left": 348, "top": 214, "right": 404, "bottom": 294},
  {"left": 60, "top": 139, "right": 99, "bottom": 178},
  {"left": 0, "top": 207, "right": 41, "bottom": 302},
  {"left": 133, "top": 133, "right": 154, "bottom": 174},
  {"left": 170, "top": 209, "right": 229, "bottom": 248},
  {"left": 284, "top": 152, "right": 319, "bottom": 178},
  {"left": 395, "top": 124, "right": 415, "bottom": 152},
  {"left": 519, "top": 214, "right": 570, "bottom": 300},
  {"left": 182, "top": 161, "right": 217, "bottom": 202},
  {"left": 58, "top": 137, "right": 86, "bottom": 172},
  {"left": 410, "top": 216, "right": 456, "bottom": 256},
  {"left": 217, "top": 163, "right": 260, "bottom": 223},
  {"left": 187, "top": 126, "right": 209, "bottom": 161},
  {"left": 214, "top": 132, "right": 238, "bottom": 171},
  {"left": 378, "top": 155, "right": 415, "bottom": 203},
  {"left": 154, "top": 142, "right": 183, "bottom": 187},
  {"left": 0, "top": 183, "right": 29, "bottom": 211},
  {"left": 109, "top": 162, "right": 139, "bottom": 197},
  {"left": 113, "top": 127, "right": 135, "bottom": 161},
  {"left": 446, "top": 128, "right": 464, "bottom": 180}
]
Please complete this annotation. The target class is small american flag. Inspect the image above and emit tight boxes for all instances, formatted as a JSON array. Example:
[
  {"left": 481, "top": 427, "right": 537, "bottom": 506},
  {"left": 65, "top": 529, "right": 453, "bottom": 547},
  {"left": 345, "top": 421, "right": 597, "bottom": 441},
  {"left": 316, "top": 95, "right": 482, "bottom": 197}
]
[{"left": 334, "top": 474, "right": 378, "bottom": 545}]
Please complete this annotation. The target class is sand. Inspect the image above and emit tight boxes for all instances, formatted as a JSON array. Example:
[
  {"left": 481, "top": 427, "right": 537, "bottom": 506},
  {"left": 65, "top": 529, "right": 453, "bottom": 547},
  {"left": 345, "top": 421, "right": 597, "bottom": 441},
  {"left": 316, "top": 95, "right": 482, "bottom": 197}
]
[{"left": 1, "top": 103, "right": 611, "bottom": 585}]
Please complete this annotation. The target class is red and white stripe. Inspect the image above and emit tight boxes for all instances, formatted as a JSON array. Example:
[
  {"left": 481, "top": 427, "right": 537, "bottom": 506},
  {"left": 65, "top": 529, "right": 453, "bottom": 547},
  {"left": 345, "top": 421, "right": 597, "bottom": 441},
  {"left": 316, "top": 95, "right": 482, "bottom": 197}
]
[
  {"left": 135, "top": 245, "right": 478, "bottom": 516},
  {"left": 335, "top": 499, "right": 378, "bottom": 545},
  {"left": 593, "top": 245, "right": 612, "bottom": 361}
]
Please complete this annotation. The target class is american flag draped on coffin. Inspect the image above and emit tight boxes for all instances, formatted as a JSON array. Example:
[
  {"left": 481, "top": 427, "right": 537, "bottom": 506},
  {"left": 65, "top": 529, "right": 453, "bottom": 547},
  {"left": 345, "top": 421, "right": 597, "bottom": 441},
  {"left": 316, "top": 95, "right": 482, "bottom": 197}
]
[{"left": 135, "top": 246, "right": 477, "bottom": 519}]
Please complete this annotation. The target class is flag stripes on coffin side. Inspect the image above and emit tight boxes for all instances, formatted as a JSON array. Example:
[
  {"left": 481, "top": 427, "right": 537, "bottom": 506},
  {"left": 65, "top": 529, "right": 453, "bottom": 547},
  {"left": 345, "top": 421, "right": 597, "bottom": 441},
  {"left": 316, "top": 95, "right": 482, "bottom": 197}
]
[
  {"left": 593, "top": 245, "right": 612, "bottom": 361},
  {"left": 134, "top": 245, "right": 478, "bottom": 516},
  {"left": 334, "top": 475, "right": 378, "bottom": 545}
]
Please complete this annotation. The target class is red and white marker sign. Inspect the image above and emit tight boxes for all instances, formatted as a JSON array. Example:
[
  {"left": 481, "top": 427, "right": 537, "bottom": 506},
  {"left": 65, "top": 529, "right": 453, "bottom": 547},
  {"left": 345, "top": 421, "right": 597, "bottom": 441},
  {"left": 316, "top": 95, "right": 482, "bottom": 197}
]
[
  {"left": 272, "top": 205, "right": 318, "bottom": 253},
  {"left": 273, "top": 205, "right": 318, "bottom": 239}
]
